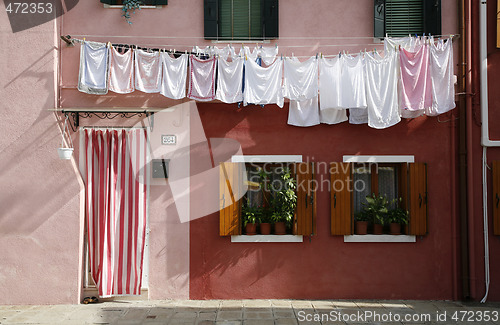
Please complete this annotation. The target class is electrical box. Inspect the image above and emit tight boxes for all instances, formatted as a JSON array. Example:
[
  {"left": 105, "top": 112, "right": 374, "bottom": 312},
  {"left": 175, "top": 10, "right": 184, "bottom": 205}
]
[{"left": 152, "top": 159, "right": 169, "bottom": 178}]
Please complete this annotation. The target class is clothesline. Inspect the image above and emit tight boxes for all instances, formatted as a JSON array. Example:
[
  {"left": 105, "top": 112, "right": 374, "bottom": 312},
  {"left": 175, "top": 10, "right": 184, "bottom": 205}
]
[
  {"left": 77, "top": 36, "right": 456, "bottom": 130},
  {"left": 69, "top": 34, "right": 459, "bottom": 40}
]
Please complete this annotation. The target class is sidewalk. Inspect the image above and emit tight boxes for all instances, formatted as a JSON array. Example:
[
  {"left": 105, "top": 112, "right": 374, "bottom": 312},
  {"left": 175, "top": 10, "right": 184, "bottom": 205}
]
[{"left": 1, "top": 299, "right": 499, "bottom": 325}]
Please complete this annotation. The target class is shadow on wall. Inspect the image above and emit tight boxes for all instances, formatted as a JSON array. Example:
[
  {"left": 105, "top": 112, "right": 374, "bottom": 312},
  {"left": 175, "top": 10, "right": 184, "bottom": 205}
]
[{"left": 0, "top": 47, "right": 80, "bottom": 236}]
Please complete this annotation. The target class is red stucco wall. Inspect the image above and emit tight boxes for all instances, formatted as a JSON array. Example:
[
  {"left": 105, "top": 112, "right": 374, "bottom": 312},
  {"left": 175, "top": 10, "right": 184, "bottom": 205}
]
[{"left": 189, "top": 103, "right": 459, "bottom": 300}]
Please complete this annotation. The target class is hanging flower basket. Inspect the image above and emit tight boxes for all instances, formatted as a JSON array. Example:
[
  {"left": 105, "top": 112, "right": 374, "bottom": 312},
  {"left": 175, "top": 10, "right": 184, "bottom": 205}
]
[{"left": 58, "top": 115, "right": 74, "bottom": 160}]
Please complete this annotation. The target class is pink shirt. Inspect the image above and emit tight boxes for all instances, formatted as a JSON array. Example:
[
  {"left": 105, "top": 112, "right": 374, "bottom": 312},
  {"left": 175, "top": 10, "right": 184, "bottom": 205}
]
[{"left": 399, "top": 44, "right": 432, "bottom": 112}]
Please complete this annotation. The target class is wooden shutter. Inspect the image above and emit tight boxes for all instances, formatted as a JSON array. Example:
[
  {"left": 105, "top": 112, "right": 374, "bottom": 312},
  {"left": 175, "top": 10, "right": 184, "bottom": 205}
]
[
  {"left": 204, "top": 0, "right": 219, "bottom": 39},
  {"left": 408, "top": 163, "right": 428, "bottom": 235},
  {"left": 497, "top": 0, "right": 500, "bottom": 48},
  {"left": 493, "top": 161, "right": 500, "bottom": 235},
  {"left": 423, "top": 0, "right": 441, "bottom": 36},
  {"left": 374, "top": 0, "right": 386, "bottom": 38},
  {"left": 385, "top": 0, "right": 423, "bottom": 37},
  {"left": 263, "top": 0, "right": 279, "bottom": 39},
  {"left": 330, "top": 163, "right": 353, "bottom": 235},
  {"left": 219, "top": 162, "right": 244, "bottom": 236},
  {"left": 294, "top": 163, "right": 316, "bottom": 236}
]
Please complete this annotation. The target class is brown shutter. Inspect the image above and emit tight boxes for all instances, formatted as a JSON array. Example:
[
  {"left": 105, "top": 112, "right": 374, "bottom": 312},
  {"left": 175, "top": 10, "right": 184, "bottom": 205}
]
[
  {"left": 330, "top": 162, "right": 353, "bottom": 235},
  {"left": 408, "top": 162, "right": 428, "bottom": 235},
  {"left": 493, "top": 161, "right": 500, "bottom": 235},
  {"left": 294, "top": 163, "right": 316, "bottom": 236},
  {"left": 219, "top": 162, "right": 244, "bottom": 236}
]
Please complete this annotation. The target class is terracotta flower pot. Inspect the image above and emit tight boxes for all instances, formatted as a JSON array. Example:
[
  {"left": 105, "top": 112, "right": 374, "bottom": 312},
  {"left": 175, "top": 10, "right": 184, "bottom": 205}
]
[
  {"left": 274, "top": 222, "right": 286, "bottom": 235},
  {"left": 355, "top": 221, "right": 368, "bottom": 235},
  {"left": 373, "top": 223, "right": 383, "bottom": 235},
  {"left": 389, "top": 222, "right": 401, "bottom": 235},
  {"left": 245, "top": 223, "right": 257, "bottom": 235},
  {"left": 260, "top": 223, "right": 271, "bottom": 235}
]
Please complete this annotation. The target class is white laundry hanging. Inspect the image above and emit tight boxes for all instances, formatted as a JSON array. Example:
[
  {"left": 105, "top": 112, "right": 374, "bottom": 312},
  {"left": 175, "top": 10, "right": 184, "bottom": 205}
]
[
  {"left": 187, "top": 55, "right": 217, "bottom": 101},
  {"left": 213, "top": 45, "right": 237, "bottom": 60},
  {"left": 340, "top": 53, "right": 368, "bottom": 124},
  {"left": 160, "top": 53, "right": 188, "bottom": 100},
  {"left": 134, "top": 49, "right": 162, "bottom": 93},
  {"left": 288, "top": 96, "right": 320, "bottom": 127},
  {"left": 78, "top": 41, "right": 109, "bottom": 95},
  {"left": 243, "top": 46, "right": 260, "bottom": 62},
  {"left": 216, "top": 57, "right": 244, "bottom": 104},
  {"left": 318, "top": 56, "right": 347, "bottom": 124},
  {"left": 283, "top": 56, "right": 318, "bottom": 101},
  {"left": 384, "top": 36, "right": 420, "bottom": 53},
  {"left": 364, "top": 51, "right": 401, "bottom": 129},
  {"left": 428, "top": 38, "right": 456, "bottom": 116},
  {"left": 108, "top": 46, "right": 134, "bottom": 94},
  {"left": 260, "top": 46, "right": 278, "bottom": 65},
  {"left": 243, "top": 57, "right": 284, "bottom": 108}
]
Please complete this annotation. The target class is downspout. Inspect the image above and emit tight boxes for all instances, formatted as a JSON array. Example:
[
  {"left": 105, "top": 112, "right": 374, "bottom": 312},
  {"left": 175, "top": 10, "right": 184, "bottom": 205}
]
[
  {"left": 458, "top": 0, "right": 470, "bottom": 300},
  {"left": 479, "top": 0, "right": 499, "bottom": 303}
]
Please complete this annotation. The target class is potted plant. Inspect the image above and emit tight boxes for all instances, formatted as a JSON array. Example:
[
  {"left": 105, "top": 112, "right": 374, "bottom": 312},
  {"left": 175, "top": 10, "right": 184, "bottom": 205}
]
[
  {"left": 259, "top": 207, "right": 272, "bottom": 235},
  {"left": 270, "top": 167, "right": 297, "bottom": 235},
  {"left": 354, "top": 210, "right": 370, "bottom": 235},
  {"left": 387, "top": 198, "right": 409, "bottom": 235},
  {"left": 242, "top": 199, "right": 261, "bottom": 235},
  {"left": 362, "top": 194, "right": 390, "bottom": 235},
  {"left": 122, "top": 0, "right": 142, "bottom": 24}
]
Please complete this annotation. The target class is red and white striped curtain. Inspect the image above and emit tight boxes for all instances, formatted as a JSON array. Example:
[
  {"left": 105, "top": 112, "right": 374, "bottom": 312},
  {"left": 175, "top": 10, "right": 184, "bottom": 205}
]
[{"left": 84, "top": 129, "right": 149, "bottom": 297}]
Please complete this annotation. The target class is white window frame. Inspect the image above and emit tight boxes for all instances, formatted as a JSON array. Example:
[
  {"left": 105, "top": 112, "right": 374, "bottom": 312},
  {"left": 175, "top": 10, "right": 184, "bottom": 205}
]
[{"left": 342, "top": 155, "right": 416, "bottom": 243}]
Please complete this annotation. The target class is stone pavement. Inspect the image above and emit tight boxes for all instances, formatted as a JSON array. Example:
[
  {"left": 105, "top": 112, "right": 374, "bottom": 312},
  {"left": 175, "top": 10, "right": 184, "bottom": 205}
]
[{"left": 1, "top": 299, "right": 500, "bottom": 325}]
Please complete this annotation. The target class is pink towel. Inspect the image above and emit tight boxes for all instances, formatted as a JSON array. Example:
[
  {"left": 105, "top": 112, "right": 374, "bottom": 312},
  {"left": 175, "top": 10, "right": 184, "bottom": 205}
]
[
  {"left": 399, "top": 44, "right": 432, "bottom": 113},
  {"left": 188, "top": 55, "right": 217, "bottom": 101}
]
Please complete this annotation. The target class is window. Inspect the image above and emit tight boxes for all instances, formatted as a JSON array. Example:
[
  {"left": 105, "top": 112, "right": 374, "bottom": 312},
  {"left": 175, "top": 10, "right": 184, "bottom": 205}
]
[
  {"left": 331, "top": 158, "right": 428, "bottom": 236},
  {"left": 100, "top": 0, "right": 168, "bottom": 6},
  {"left": 219, "top": 161, "right": 315, "bottom": 236},
  {"left": 204, "top": 0, "right": 279, "bottom": 40},
  {"left": 374, "top": 0, "right": 441, "bottom": 38}
]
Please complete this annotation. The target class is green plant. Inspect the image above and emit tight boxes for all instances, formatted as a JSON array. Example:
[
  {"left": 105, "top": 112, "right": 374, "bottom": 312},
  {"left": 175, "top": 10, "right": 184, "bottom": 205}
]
[
  {"left": 270, "top": 167, "right": 297, "bottom": 229},
  {"left": 387, "top": 198, "right": 409, "bottom": 224},
  {"left": 355, "top": 210, "right": 371, "bottom": 222},
  {"left": 362, "top": 194, "right": 390, "bottom": 225},
  {"left": 241, "top": 199, "right": 262, "bottom": 227},
  {"left": 122, "top": 0, "right": 142, "bottom": 24}
]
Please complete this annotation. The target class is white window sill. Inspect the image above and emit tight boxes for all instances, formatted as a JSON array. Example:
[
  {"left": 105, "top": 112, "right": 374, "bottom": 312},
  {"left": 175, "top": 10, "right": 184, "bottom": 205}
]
[
  {"left": 231, "top": 235, "right": 303, "bottom": 243},
  {"left": 344, "top": 235, "right": 416, "bottom": 243},
  {"left": 103, "top": 4, "right": 163, "bottom": 9}
]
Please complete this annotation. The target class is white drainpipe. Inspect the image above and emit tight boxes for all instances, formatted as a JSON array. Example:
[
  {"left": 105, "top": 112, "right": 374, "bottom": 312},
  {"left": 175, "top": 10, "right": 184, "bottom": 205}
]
[{"left": 479, "top": 0, "right": 498, "bottom": 303}]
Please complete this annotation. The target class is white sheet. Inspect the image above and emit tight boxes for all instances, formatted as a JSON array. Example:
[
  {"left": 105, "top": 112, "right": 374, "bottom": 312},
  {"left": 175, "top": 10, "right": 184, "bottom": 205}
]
[
  {"left": 243, "top": 57, "right": 284, "bottom": 108},
  {"left": 187, "top": 55, "right": 217, "bottom": 101},
  {"left": 364, "top": 51, "right": 401, "bottom": 129},
  {"left": 160, "top": 53, "right": 188, "bottom": 100},
  {"left": 134, "top": 49, "right": 162, "bottom": 93},
  {"left": 428, "top": 38, "right": 456, "bottom": 116},
  {"left": 78, "top": 41, "right": 109, "bottom": 95},
  {"left": 288, "top": 96, "right": 320, "bottom": 127},
  {"left": 216, "top": 57, "right": 244, "bottom": 104},
  {"left": 283, "top": 57, "right": 318, "bottom": 101},
  {"left": 108, "top": 47, "right": 134, "bottom": 94}
]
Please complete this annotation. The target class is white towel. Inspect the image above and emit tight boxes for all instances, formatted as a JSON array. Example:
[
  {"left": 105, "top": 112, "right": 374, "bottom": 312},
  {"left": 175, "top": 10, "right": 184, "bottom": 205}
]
[
  {"left": 283, "top": 57, "right": 318, "bottom": 101},
  {"left": 428, "top": 38, "right": 456, "bottom": 116},
  {"left": 341, "top": 54, "right": 367, "bottom": 124},
  {"left": 188, "top": 55, "right": 217, "bottom": 101},
  {"left": 134, "top": 50, "right": 161, "bottom": 93},
  {"left": 216, "top": 57, "right": 244, "bottom": 104},
  {"left": 108, "top": 47, "right": 134, "bottom": 94},
  {"left": 288, "top": 96, "right": 320, "bottom": 127},
  {"left": 364, "top": 51, "right": 401, "bottom": 129},
  {"left": 319, "top": 56, "right": 347, "bottom": 124},
  {"left": 78, "top": 41, "right": 109, "bottom": 95},
  {"left": 160, "top": 53, "right": 188, "bottom": 100},
  {"left": 243, "top": 57, "right": 284, "bottom": 108}
]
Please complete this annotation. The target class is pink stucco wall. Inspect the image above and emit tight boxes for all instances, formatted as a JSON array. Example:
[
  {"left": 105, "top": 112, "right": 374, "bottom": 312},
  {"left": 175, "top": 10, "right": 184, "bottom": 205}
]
[{"left": 0, "top": 0, "right": 474, "bottom": 304}]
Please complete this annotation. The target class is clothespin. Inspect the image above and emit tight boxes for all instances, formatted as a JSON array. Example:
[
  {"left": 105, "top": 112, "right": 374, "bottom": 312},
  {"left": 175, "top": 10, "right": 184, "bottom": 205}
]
[
  {"left": 320, "top": 52, "right": 323, "bottom": 59},
  {"left": 275, "top": 43, "right": 278, "bottom": 48},
  {"left": 315, "top": 53, "right": 318, "bottom": 59},
  {"left": 185, "top": 50, "right": 187, "bottom": 55},
  {"left": 281, "top": 54, "right": 283, "bottom": 60},
  {"left": 339, "top": 51, "right": 341, "bottom": 58}
]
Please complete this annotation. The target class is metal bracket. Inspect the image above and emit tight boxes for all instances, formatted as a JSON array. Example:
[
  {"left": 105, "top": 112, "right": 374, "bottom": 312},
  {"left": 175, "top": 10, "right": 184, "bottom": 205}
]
[{"left": 61, "top": 110, "right": 151, "bottom": 132}]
